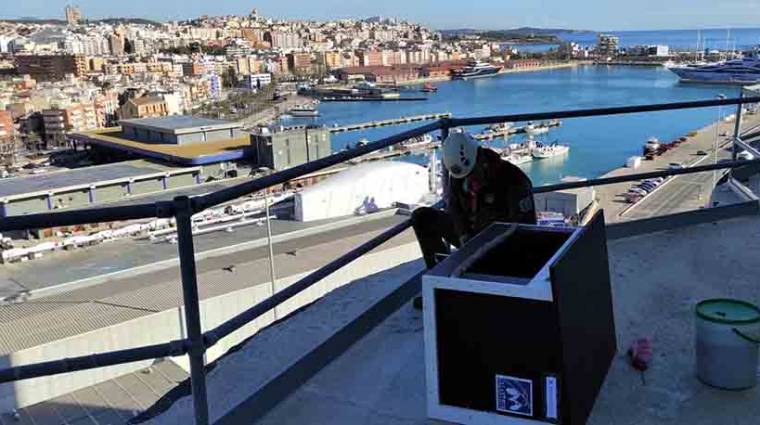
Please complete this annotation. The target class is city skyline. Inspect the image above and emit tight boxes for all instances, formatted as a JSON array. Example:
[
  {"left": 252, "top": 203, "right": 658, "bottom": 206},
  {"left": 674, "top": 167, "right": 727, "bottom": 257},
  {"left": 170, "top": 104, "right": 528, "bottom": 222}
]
[{"left": 2, "top": 0, "right": 760, "bottom": 31}]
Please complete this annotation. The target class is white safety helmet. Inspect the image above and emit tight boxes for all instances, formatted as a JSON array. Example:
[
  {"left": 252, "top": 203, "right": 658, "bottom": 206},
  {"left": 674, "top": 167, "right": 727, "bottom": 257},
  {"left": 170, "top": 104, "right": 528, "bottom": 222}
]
[{"left": 441, "top": 130, "right": 479, "bottom": 178}]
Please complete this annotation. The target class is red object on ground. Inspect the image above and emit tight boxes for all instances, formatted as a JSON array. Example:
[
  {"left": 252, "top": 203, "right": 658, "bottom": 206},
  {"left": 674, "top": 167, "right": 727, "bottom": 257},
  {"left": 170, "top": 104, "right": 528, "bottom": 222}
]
[{"left": 628, "top": 338, "right": 653, "bottom": 371}]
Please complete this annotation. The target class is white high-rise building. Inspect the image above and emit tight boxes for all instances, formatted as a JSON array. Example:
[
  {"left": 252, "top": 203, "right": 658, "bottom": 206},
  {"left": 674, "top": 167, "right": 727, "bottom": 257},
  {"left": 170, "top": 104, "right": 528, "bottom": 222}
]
[{"left": 64, "top": 5, "right": 82, "bottom": 25}]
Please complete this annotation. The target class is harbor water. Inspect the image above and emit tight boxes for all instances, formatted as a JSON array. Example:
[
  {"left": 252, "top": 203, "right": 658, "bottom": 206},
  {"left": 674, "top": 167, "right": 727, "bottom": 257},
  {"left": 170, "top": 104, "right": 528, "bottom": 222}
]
[
  {"left": 281, "top": 65, "right": 739, "bottom": 186},
  {"left": 507, "top": 27, "right": 760, "bottom": 53},
  {"left": 561, "top": 27, "right": 760, "bottom": 51}
]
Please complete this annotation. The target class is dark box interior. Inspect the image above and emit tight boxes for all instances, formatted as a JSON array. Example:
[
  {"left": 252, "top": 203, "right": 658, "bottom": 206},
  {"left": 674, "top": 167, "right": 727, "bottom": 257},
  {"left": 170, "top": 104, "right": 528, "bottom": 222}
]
[{"left": 463, "top": 228, "right": 571, "bottom": 279}]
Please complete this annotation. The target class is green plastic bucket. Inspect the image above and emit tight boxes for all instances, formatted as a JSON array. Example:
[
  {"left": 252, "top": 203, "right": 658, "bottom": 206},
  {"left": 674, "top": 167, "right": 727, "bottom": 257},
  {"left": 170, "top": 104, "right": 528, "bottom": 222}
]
[{"left": 696, "top": 299, "right": 760, "bottom": 390}]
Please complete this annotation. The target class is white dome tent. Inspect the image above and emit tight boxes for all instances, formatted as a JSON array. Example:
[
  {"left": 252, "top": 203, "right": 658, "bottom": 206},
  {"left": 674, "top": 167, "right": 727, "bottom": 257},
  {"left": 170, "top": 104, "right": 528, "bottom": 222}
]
[{"left": 294, "top": 161, "right": 429, "bottom": 222}]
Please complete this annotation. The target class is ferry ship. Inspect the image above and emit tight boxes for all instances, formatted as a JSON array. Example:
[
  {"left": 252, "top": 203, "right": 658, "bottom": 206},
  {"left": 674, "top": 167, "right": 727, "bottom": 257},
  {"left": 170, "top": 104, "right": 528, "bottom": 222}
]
[
  {"left": 452, "top": 60, "right": 502, "bottom": 80},
  {"left": 666, "top": 52, "right": 760, "bottom": 85}
]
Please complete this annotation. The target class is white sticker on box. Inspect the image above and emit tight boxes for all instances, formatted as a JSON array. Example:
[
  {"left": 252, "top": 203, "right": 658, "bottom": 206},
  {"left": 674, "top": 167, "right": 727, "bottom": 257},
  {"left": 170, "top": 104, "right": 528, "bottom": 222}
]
[{"left": 545, "top": 376, "right": 558, "bottom": 420}]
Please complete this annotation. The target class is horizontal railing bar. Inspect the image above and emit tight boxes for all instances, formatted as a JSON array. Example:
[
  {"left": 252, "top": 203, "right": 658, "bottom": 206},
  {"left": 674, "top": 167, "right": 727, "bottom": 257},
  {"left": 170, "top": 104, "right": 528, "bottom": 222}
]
[
  {"left": 740, "top": 126, "right": 760, "bottom": 141},
  {"left": 192, "top": 121, "right": 443, "bottom": 212},
  {"left": 3, "top": 98, "right": 759, "bottom": 231},
  {"left": 0, "top": 339, "right": 188, "bottom": 384},
  {"left": 0, "top": 202, "right": 170, "bottom": 233},
  {"left": 449, "top": 96, "right": 760, "bottom": 127},
  {"left": 534, "top": 158, "right": 760, "bottom": 193},
  {"left": 203, "top": 218, "right": 413, "bottom": 347}
]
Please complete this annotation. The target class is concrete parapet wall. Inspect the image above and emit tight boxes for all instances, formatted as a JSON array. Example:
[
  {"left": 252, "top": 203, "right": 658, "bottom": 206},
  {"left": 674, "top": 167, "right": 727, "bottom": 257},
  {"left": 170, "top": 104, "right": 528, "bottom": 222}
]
[{"left": 0, "top": 240, "right": 421, "bottom": 412}]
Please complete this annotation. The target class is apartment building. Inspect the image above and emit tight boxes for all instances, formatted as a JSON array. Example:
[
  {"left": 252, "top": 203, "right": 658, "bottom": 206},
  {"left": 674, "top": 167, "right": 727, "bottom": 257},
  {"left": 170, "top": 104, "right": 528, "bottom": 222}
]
[
  {"left": 15, "top": 54, "right": 87, "bottom": 81},
  {"left": 120, "top": 96, "right": 168, "bottom": 120}
]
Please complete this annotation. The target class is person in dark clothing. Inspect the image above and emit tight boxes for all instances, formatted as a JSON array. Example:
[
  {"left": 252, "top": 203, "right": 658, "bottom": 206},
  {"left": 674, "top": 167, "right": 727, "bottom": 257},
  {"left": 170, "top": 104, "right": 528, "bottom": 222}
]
[{"left": 411, "top": 130, "right": 537, "bottom": 269}]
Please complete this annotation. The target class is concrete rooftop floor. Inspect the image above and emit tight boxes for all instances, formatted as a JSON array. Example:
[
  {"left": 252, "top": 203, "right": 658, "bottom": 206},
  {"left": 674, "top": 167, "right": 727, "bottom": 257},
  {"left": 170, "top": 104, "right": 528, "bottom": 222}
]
[{"left": 259, "top": 214, "right": 760, "bottom": 425}]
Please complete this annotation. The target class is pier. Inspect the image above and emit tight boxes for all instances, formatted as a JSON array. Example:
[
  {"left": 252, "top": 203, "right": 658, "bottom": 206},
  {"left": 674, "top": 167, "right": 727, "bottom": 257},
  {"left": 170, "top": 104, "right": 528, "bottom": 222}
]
[
  {"left": 329, "top": 113, "right": 452, "bottom": 133},
  {"left": 347, "top": 140, "right": 440, "bottom": 163},
  {"left": 319, "top": 96, "right": 428, "bottom": 102},
  {"left": 473, "top": 119, "right": 562, "bottom": 140}
]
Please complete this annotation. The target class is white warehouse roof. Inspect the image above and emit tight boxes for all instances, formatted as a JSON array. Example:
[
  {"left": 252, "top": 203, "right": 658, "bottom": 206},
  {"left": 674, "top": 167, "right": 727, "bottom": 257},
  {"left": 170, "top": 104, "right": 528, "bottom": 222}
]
[{"left": 295, "top": 161, "right": 429, "bottom": 222}]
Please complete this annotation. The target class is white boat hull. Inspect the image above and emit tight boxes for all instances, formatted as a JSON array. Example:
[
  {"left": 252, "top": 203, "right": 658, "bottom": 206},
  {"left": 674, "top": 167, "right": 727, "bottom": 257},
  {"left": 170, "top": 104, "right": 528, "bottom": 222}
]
[
  {"left": 532, "top": 146, "right": 569, "bottom": 159},
  {"left": 290, "top": 111, "right": 320, "bottom": 117},
  {"left": 504, "top": 155, "right": 532, "bottom": 165}
]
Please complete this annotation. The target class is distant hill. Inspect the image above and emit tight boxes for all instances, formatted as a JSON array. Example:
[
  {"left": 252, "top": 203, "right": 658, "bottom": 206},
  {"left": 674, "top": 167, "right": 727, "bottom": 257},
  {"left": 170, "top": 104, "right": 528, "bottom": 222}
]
[
  {"left": 441, "top": 27, "right": 595, "bottom": 37},
  {"left": 0, "top": 17, "right": 163, "bottom": 26},
  {"left": 0, "top": 18, "right": 66, "bottom": 25},
  {"left": 96, "top": 18, "right": 163, "bottom": 27},
  {"left": 441, "top": 27, "right": 595, "bottom": 44},
  {"left": 508, "top": 27, "right": 594, "bottom": 35}
]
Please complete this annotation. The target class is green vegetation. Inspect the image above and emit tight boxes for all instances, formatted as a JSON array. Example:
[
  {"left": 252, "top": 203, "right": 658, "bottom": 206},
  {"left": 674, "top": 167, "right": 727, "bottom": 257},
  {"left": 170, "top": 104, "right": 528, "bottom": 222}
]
[
  {"left": 196, "top": 78, "right": 278, "bottom": 121},
  {"left": 479, "top": 31, "right": 561, "bottom": 44}
]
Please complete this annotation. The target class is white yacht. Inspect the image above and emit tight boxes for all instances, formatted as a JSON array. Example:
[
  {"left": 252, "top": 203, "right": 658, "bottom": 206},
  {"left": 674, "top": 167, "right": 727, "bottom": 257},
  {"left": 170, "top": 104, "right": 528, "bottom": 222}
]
[
  {"left": 501, "top": 152, "right": 533, "bottom": 165},
  {"left": 526, "top": 125, "right": 549, "bottom": 136},
  {"left": 667, "top": 51, "right": 760, "bottom": 85},
  {"left": 402, "top": 134, "right": 434, "bottom": 149},
  {"left": 453, "top": 60, "right": 502, "bottom": 80},
  {"left": 488, "top": 122, "right": 513, "bottom": 132},
  {"left": 289, "top": 104, "right": 320, "bottom": 117},
  {"left": 644, "top": 137, "right": 661, "bottom": 154},
  {"left": 532, "top": 143, "right": 570, "bottom": 159}
]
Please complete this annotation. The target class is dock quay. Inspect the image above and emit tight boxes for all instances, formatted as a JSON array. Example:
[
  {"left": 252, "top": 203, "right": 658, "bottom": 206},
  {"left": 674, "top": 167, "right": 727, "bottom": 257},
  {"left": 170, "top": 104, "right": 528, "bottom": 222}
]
[
  {"left": 329, "top": 113, "right": 452, "bottom": 133},
  {"left": 319, "top": 96, "right": 428, "bottom": 102},
  {"left": 473, "top": 119, "right": 561, "bottom": 140},
  {"left": 594, "top": 61, "right": 665, "bottom": 67},
  {"left": 347, "top": 140, "right": 440, "bottom": 163},
  {"left": 595, "top": 110, "right": 760, "bottom": 224}
]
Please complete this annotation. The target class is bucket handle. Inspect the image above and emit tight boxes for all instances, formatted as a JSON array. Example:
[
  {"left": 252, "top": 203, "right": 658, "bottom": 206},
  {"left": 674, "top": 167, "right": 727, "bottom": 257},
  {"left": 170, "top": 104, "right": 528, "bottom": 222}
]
[{"left": 732, "top": 328, "right": 760, "bottom": 344}]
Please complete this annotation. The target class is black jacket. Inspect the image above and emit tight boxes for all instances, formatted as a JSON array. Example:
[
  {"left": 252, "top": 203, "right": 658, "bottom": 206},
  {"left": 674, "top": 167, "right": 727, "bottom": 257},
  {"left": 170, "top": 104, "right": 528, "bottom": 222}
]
[{"left": 446, "top": 147, "right": 536, "bottom": 240}]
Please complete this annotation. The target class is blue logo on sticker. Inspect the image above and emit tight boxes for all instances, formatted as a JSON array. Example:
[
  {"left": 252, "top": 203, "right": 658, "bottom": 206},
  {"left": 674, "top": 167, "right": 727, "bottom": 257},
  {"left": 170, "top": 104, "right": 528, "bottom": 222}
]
[{"left": 496, "top": 375, "right": 533, "bottom": 417}]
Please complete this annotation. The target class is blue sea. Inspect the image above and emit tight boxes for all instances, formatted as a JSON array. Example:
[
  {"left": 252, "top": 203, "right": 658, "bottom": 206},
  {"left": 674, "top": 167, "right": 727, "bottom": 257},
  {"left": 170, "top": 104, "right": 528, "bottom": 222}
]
[
  {"left": 561, "top": 28, "right": 760, "bottom": 50},
  {"left": 508, "top": 27, "right": 760, "bottom": 53},
  {"left": 281, "top": 65, "right": 739, "bottom": 186}
]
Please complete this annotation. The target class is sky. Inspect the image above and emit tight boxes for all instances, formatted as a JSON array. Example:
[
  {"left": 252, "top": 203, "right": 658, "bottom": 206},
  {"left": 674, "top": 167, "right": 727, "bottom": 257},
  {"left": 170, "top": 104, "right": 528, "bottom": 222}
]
[{"left": 2, "top": 0, "right": 760, "bottom": 31}]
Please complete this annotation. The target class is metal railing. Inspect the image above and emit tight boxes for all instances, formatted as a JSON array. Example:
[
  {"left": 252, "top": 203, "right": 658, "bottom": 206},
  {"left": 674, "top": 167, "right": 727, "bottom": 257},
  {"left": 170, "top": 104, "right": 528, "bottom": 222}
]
[{"left": 2, "top": 96, "right": 760, "bottom": 423}]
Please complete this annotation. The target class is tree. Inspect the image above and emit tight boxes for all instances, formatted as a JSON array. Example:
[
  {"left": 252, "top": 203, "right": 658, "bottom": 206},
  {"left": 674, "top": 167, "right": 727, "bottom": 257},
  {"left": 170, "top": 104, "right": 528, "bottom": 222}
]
[{"left": 221, "top": 67, "right": 237, "bottom": 88}]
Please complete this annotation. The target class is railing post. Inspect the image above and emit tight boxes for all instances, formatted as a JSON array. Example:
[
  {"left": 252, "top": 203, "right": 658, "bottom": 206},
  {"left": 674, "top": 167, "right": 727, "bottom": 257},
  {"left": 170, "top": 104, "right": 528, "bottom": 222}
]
[
  {"left": 174, "top": 196, "right": 210, "bottom": 425},
  {"left": 733, "top": 92, "right": 744, "bottom": 162},
  {"left": 440, "top": 120, "right": 451, "bottom": 206}
]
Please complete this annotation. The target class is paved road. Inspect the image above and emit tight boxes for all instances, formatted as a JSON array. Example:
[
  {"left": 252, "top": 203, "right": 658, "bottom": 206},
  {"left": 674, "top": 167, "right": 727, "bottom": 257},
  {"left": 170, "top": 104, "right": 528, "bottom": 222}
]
[
  {"left": 239, "top": 95, "right": 310, "bottom": 127},
  {"left": 623, "top": 144, "right": 733, "bottom": 220},
  {"left": 596, "top": 112, "right": 760, "bottom": 222}
]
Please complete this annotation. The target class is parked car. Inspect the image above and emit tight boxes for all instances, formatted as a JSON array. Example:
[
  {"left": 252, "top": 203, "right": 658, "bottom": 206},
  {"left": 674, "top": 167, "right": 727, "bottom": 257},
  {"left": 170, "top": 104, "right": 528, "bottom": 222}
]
[
  {"left": 696, "top": 150, "right": 708, "bottom": 156},
  {"left": 668, "top": 162, "right": 684, "bottom": 170},
  {"left": 629, "top": 187, "right": 648, "bottom": 196}
]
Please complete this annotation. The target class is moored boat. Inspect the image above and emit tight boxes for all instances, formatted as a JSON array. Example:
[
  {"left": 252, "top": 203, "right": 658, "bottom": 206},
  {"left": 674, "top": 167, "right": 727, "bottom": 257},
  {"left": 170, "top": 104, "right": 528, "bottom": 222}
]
[{"left": 532, "top": 142, "right": 570, "bottom": 159}]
